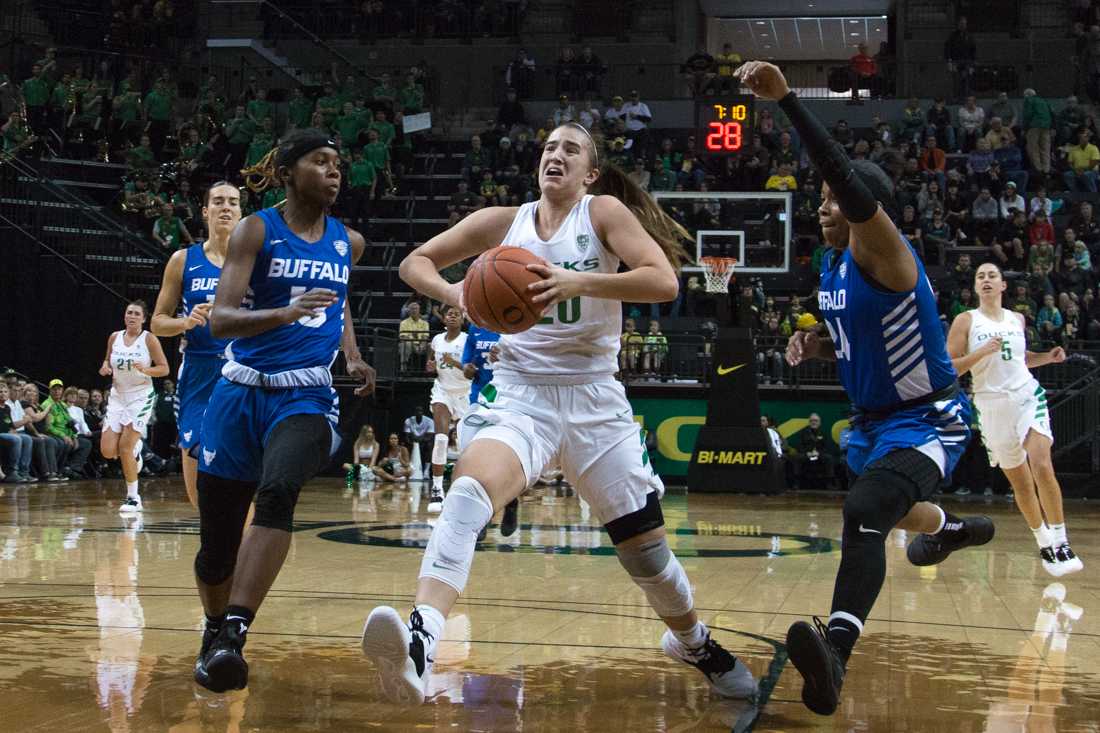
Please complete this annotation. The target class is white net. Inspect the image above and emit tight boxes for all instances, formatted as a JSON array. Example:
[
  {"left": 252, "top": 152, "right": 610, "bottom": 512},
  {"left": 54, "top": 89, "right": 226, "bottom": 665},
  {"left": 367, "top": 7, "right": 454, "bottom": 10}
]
[{"left": 700, "top": 257, "right": 736, "bottom": 293}]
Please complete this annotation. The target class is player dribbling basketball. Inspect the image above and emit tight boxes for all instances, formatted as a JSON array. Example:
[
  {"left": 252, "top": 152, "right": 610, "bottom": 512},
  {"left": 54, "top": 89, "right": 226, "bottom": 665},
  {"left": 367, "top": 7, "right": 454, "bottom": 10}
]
[
  {"left": 362, "top": 122, "right": 757, "bottom": 705},
  {"left": 425, "top": 305, "right": 470, "bottom": 512}
]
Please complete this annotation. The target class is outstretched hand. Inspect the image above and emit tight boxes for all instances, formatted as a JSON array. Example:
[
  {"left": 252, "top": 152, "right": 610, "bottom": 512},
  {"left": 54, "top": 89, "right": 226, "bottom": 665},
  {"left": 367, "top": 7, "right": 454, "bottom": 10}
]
[
  {"left": 526, "top": 262, "right": 585, "bottom": 307},
  {"left": 734, "top": 61, "right": 792, "bottom": 101}
]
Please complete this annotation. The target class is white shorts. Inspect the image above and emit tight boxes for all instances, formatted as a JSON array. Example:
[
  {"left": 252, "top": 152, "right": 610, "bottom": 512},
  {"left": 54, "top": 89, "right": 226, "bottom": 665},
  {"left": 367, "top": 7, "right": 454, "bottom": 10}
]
[
  {"left": 430, "top": 382, "right": 469, "bottom": 422},
  {"left": 458, "top": 379, "right": 662, "bottom": 525},
  {"left": 105, "top": 387, "right": 155, "bottom": 438},
  {"left": 975, "top": 381, "right": 1052, "bottom": 469}
]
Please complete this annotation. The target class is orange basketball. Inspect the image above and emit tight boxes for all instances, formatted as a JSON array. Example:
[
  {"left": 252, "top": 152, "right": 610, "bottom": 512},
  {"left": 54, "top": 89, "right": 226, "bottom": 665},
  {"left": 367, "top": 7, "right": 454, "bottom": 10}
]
[{"left": 462, "top": 245, "right": 546, "bottom": 334}]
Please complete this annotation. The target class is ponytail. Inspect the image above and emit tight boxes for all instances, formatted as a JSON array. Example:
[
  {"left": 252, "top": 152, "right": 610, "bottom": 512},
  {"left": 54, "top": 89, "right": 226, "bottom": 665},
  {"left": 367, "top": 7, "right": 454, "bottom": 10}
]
[
  {"left": 589, "top": 161, "right": 692, "bottom": 271},
  {"left": 558, "top": 123, "right": 691, "bottom": 271}
]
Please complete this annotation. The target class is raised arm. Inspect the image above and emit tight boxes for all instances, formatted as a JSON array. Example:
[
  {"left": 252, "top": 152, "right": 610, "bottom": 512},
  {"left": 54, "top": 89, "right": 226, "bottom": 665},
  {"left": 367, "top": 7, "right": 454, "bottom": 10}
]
[
  {"left": 737, "top": 61, "right": 916, "bottom": 292},
  {"left": 398, "top": 206, "right": 517, "bottom": 308}
]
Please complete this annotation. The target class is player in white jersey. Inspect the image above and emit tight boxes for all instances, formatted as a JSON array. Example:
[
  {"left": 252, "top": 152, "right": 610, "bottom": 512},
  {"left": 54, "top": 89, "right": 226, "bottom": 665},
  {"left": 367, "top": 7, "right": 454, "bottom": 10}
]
[
  {"left": 98, "top": 300, "right": 169, "bottom": 514},
  {"left": 947, "top": 263, "right": 1082, "bottom": 576},
  {"left": 363, "top": 122, "right": 757, "bottom": 705},
  {"left": 425, "top": 305, "right": 471, "bottom": 511}
]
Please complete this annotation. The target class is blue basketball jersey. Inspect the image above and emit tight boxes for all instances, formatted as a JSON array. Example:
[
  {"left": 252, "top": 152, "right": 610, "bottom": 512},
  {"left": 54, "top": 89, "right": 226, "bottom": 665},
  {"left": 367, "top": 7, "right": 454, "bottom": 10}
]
[
  {"left": 181, "top": 243, "right": 228, "bottom": 358},
  {"left": 461, "top": 324, "right": 501, "bottom": 404},
  {"left": 225, "top": 208, "right": 351, "bottom": 378},
  {"left": 818, "top": 241, "right": 957, "bottom": 412}
]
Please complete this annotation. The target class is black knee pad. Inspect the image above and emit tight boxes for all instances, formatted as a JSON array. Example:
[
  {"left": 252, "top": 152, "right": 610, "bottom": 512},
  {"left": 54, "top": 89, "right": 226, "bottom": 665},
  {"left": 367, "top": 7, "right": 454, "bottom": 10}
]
[
  {"left": 843, "top": 449, "right": 938, "bottom": 538},
  {"left": 252, "top": 414, "right": 333, "bottom": 532},
  {"left": 605, "top": 491, "right": 665, "bottom": 545},
  {"left": 194, "top": 471, "right": 255, "bottom": 585}
]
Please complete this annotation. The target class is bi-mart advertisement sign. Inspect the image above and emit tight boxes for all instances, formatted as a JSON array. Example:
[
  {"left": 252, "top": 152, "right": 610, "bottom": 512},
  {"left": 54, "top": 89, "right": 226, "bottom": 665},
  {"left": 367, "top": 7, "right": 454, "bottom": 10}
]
[{"left": 631, "top": 397, "right": 850, "bottom": 478}]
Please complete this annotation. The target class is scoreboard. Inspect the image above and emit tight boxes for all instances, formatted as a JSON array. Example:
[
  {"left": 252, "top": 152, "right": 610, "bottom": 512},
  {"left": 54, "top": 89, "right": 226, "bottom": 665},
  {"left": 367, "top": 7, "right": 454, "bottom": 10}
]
[{"left": 695, "top": 95, "right": 755, "bottom": 155}]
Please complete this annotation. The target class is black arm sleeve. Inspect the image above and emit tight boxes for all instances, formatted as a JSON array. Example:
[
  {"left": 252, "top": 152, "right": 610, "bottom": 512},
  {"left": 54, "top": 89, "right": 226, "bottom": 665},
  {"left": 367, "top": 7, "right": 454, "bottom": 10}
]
[{"left": 777, "top": 91, "right": 878, "bottom": 223}]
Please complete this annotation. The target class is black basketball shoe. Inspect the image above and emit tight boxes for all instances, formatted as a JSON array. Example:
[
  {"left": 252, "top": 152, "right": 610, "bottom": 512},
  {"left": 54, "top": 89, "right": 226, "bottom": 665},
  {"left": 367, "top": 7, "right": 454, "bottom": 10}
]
[
  {"left": 786, "top": 617, "right": 846, "bottom": 716},
  {"left": 906, "top": 515, "right": 995, "bottom": 566},
  {"left": 500, "top": 498, "right": 519, "bottom": 537},
  {"left": 193, "top": 621, "right": 221, "bottom": 688},
  {"left": 199, "top": 622, "right": 249, "bottom": 692}
]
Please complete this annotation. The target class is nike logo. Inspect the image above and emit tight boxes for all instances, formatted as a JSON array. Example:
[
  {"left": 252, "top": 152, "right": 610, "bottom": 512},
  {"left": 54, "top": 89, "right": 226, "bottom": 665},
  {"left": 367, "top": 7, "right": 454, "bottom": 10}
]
[
  {"left": 858, "top": 524, "right": 882, "bottom": 534},
  {"left": 188, "top": 265, "right": 202, "bottom": 271},
  {"left": 270, "top": 238, "right": 285, "bottom": 244},
  {"left": 717, "top": 364, "right": 745, "bottom": 375}
]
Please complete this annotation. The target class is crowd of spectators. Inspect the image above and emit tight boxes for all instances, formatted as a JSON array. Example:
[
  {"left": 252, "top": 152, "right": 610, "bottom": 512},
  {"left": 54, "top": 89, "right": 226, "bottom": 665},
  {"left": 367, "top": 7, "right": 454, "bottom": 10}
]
[
  {"left": 0, "top": 368, "right": 179, "bottom": 484},
  {"left": 3, "top": 43, "right": 430, "bottom": 250}
]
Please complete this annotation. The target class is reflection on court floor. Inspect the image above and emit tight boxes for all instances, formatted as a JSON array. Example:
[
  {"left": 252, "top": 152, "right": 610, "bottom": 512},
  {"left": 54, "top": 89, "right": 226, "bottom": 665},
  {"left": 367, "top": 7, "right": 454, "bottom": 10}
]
[{"left": 0, "top": 478, "right": 1096, "bottom": 732}]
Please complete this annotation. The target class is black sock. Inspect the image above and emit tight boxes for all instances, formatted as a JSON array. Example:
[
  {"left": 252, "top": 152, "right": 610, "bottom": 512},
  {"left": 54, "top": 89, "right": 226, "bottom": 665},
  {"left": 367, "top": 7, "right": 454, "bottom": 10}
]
[
  {"left": 936, "top": 511, "right": 965, "bottom": 536},
  {"left": 825, "top": 615, "right": 860, "bottom": 663},
  {"left": 204, "top": 612, "right": 225, "bottom": 632},
  {"left": 224, "top": 605, "right": 255, "bottom": 636}
]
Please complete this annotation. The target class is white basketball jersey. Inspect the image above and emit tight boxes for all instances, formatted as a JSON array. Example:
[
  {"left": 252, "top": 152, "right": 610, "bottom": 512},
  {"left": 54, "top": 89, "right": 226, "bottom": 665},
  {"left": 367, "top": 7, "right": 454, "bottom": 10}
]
[
  {"left": 968, "top": 308, "right": 1032, "bottom": 394},
  {"left": 110, "top": 331, "right": 153, "bottom": 394},
  {"left": 495, "top": 195, "right": 621, "bottom": 384},
  {"left": 432, "top": 331, "right": 470, "bottom": 392}
]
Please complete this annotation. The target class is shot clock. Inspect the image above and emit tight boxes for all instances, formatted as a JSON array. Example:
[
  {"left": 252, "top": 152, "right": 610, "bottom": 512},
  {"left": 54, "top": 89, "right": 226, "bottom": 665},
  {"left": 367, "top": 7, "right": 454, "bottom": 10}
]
[{"left": 696, "top": 95, "right": 755, "bottom": 155}]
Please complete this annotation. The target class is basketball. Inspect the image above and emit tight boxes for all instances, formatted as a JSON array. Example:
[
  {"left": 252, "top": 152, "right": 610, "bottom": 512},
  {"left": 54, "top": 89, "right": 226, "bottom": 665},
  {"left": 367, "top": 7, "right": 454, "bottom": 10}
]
[{"left": 462, "top": 245, "right": 545, "bottom": 334}]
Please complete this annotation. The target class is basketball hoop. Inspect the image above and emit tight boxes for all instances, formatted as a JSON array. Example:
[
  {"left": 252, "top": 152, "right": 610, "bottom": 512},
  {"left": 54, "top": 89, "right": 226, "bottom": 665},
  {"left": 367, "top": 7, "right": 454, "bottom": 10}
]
[{"left": 700, "top": 256, "right": 737, "bottom": 294}]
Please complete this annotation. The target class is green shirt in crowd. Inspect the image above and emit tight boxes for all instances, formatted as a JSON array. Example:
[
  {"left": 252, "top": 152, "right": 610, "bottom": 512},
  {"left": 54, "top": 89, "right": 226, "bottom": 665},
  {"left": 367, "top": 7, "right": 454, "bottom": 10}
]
[
  {"left": 246, "top": 98, "right": 272, "bottom": 123},
  {"left": 113, "top": 92, "right": 141, "bottom": 122},
  {"left": 153, "top": 215, "right": 185, "bottom": 248},
  {"left": 262, "top": 187, "right": 286, "bottom": 209},
  {"left": 316, "top": 94, "right": 342, "bottom": 125},
  {"left": 226, "top": 116, "right": 256, "bottom": 146},
  {"left": 127, "top": 145, "right": 157, "bottom": 170},
  {"left": 245, "top": 133, "right": 275, "bottom": 167},
  {"left": 22, "top": 75, "right": 50, "bottom": 107},
  {"left": 289, "top": 96, "right": 314, "bottom": 128},
  {"left": 349, "top": 159, "right": 377, "bottom": 189},
  {"left": 368, "top": 119, "right": 395, "bottom": 147},
  {"left": 363, "top": 141, "right": 389, "bottom": 170},
  {"left": 398, "top": 83, "right": 424, "bottom": 113},
  {"left": 144, "top": 88, "right": 173, "bottom": 121},
  {"left": 41, "top": 397, "right": 75, "bottom": 439},
  {"left": 335, "top": 113, "right": 363, "bottom": 144}
]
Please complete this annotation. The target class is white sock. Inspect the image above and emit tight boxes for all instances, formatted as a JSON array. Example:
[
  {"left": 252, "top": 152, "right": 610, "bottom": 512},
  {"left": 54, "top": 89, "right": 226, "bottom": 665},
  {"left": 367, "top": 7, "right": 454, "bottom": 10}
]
[
  {"left": 673, "top": 620, "right": 708, "bottom": 649},
  {"left": 126, "top": 481, "right": 139, "bottom": 500},
  {"left": 413, "top": 604, "right": 445, "bottom": 653},
  {"left": 1031, "top": 524, "right": 1054, "bottom": 549},
  {"left": 133, "top": 439, "right": 143, "bottom": 458},
  {"left": 931, "top": 505, "right": 947, "bottom": 534},
  {"left": 1050, "top": 523, "right": 1068, "bottom": 546},
  {"left": 432, "top": 474, "right": 444, "bottom": 492}
]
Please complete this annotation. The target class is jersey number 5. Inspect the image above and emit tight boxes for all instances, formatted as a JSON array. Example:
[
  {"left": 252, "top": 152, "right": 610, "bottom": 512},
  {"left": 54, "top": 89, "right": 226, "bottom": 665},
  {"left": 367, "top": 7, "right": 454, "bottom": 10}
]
[
  {"left": 1000, "top": 341, "right": 1012, "bottom": 361},
  {"left": 289, "top": 287, "right": 327, "bottom": 328}
]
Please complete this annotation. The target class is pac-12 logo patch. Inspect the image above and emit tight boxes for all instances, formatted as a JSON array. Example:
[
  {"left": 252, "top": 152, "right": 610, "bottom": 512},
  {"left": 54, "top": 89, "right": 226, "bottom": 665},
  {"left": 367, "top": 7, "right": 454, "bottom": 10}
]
[
  {"left": 333, "top": 239, "right": 349, "bottom": 257},
  {"left": 839, "top": 262, "right": 847, "bottom": 279},
  {"left": 576, "top": 233, "right": 590, "bottom": 253}
]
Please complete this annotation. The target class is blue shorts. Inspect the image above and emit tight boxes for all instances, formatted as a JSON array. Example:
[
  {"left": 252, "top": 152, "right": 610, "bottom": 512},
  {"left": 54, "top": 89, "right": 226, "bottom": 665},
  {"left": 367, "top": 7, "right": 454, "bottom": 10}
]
[
  {"left": 847, "top": 391, "right": 971, "bottom": 479},
  {"left": 199, "top": 378, "right": 341, "bottom": 482},
  {"left": 177, "top": 354, "right": 225, "bottom": 450}
]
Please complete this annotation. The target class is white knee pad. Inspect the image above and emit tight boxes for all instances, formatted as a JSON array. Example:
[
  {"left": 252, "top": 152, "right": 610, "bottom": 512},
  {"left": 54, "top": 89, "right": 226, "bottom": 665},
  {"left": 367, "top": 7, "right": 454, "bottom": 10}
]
[
  {"left": 418, "top": 475, "right": 493, "bottom": 593},
  {"left": 625, "top": 545, "right": 694, "bottom": 618},
  {"left": 432, "top": 433, "right": 449, "bottom": 466}
]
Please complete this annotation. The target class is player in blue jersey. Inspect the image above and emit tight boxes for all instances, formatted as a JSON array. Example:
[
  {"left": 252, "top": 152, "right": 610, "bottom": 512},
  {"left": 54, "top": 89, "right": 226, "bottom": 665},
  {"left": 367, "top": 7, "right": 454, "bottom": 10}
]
[
  {"left": 739, "top": 62, "right": 995, "bottom": 716},
  {"left": 459, "top": 324, "right": 518, "bottom": 536},
  {"left": 191, "top": 130, "right": 375, "bottom": 693},
  {"left": 151, "top": 181, "right": 242, "bottom": 508}
]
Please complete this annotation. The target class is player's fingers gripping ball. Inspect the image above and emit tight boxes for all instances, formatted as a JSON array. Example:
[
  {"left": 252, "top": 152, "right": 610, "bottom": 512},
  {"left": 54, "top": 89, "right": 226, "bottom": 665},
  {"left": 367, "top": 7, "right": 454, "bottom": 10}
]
[{"left": 462, "top": 245, "right": 547, "bottom": 334}]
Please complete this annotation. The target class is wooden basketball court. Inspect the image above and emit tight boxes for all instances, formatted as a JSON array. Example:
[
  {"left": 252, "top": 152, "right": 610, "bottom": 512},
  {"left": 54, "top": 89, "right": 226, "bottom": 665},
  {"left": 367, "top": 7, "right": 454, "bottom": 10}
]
[{"left": 2, "top": 478, "right": 1096, "bottom": 731}]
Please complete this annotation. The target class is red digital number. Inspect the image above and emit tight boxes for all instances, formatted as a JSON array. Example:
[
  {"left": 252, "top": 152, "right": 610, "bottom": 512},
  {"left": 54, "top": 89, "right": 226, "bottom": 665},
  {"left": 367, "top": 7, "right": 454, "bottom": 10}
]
[{"left": 705, "top": 121, "right": 743, "bottom": 151}]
